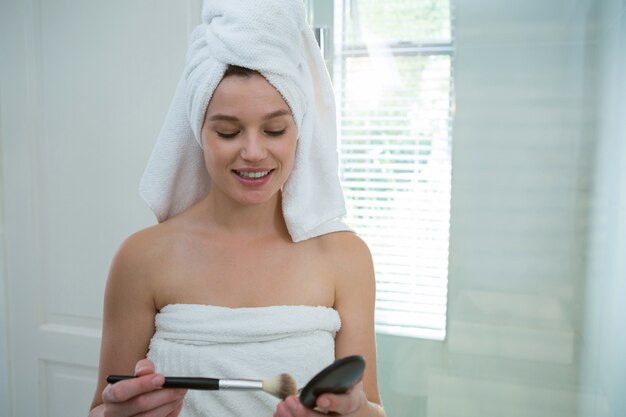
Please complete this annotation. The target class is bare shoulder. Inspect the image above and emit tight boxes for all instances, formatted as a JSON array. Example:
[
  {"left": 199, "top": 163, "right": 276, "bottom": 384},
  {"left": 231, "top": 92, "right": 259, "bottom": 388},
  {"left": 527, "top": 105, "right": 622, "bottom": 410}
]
[
  {"left": 317, "top": 231, "right": 374, "bottom": 279},
  {"left": 315, "top": 231, "right": 376, "bottom": 306},
  {"left": 117, "top": 223, "right": 174, "bottom": 261},
  {"left": 106, "top": 222, "right": 176, "bottom": 297},
  {"left": 317, "top": 231, "right": 372, "bottom": 260}
]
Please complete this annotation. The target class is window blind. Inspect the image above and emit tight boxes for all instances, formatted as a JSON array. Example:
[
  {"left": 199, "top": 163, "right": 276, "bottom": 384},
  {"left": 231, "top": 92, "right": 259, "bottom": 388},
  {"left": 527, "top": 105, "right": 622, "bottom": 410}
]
[{"left": 334, "top": 0, "right": 454, "bottom": 340}]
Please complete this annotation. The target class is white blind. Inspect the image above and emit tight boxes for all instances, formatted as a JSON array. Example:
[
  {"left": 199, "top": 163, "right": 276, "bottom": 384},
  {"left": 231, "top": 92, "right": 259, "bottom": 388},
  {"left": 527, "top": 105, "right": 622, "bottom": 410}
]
[{"left": 334, "top": 0, "right": 454, "bottom": 340}]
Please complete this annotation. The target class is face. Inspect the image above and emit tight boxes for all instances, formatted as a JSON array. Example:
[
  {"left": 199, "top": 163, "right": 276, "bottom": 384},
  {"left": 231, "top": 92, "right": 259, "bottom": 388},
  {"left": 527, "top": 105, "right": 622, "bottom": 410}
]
[{"left": 201, "top": 72, "right": 298, "bottom": 207}]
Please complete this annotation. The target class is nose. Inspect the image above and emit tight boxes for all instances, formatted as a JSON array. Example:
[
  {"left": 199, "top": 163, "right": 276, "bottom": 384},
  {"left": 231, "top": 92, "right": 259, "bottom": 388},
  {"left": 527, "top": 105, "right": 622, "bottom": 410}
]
[{"left": 240, "top": 132, "right": 267, "bottom": 162}]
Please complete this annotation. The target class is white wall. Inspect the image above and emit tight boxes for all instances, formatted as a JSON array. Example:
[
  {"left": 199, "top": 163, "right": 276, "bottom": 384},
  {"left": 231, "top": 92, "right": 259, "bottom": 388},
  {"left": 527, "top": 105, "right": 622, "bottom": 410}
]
[
  {"left": 579, "top": 0, "right": 626, "bottom": 416},
  {"left": 0, "top": 171, "right": 11, "bottom": 417},
  {"left": 0, "top": 1, "right": 201, "bottom": 415},
  {"left": 1, "top": 4, "right": 15, "bottom": 415}
]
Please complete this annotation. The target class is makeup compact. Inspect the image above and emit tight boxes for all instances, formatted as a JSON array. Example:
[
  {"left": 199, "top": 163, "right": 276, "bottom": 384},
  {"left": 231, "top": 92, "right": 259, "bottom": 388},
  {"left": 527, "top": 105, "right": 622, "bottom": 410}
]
[{"left": 299, "top": 355, "right": 366, "bottom": 409}]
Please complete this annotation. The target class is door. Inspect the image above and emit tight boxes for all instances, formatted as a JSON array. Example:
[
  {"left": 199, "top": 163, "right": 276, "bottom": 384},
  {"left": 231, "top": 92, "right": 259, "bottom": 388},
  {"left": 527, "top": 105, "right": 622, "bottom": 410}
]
[{"left": 0, "top": 1, "right": 200, "bottom": 415}]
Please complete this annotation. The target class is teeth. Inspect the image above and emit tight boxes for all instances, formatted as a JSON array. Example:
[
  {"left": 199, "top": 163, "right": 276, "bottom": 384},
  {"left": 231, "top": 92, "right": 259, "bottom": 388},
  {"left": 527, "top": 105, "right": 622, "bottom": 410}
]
[{"left": 237, "top": 170, "right": 270, "bottom": 179}]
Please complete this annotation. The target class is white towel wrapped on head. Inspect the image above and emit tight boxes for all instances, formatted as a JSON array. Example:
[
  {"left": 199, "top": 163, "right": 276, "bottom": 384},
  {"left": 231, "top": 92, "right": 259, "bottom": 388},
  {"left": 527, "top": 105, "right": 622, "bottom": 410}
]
[
  {"left": 148, "top": 304, "right": 341, "bottom": 417},
  {"left": 139, "top": 0, "right": 350, "bottom": 242}
]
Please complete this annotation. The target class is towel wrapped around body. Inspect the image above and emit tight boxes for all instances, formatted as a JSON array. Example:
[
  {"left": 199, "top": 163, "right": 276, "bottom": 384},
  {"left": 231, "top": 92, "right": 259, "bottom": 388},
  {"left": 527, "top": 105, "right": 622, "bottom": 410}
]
[{"left": 147, "top": 304, "right": 341, "bottom": 417}]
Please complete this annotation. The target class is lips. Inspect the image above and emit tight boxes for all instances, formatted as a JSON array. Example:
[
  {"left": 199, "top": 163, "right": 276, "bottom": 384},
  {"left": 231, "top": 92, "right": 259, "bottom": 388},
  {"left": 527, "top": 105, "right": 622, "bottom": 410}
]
[
  {"left": 235, "top": 170, "right": 271, "bottom": 179},
  {"left": 233, "top": 169, "right": 275, "bottom": 186}
]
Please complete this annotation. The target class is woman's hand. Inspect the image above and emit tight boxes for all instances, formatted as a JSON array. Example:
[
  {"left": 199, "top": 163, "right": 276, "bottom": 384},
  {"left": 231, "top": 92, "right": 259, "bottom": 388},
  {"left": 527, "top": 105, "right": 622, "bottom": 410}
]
[
  {"left": 99, "top": 359, "right": 186, "bottom": 417},
  {"left": 273, "top": 381, "right": 366, "bottom": 417}
]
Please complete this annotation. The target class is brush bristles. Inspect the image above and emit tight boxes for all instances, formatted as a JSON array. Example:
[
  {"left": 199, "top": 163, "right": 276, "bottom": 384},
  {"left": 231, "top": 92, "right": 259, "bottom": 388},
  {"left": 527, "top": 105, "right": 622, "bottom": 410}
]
[{"left": 262, "top": 373, "right": 298, "bottom": 400}]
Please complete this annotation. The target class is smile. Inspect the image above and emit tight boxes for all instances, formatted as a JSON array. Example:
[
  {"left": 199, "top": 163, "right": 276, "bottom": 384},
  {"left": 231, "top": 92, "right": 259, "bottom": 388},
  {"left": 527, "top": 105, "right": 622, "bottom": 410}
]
[{"left": 235, "top": 170, "right": 272, "bottom": 179}]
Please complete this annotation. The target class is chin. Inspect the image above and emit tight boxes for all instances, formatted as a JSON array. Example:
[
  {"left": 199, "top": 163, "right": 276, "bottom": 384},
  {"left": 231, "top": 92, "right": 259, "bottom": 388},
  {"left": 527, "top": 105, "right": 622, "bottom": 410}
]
[{"left": 235, "top": 192, "right": 278, "bottom": 206}]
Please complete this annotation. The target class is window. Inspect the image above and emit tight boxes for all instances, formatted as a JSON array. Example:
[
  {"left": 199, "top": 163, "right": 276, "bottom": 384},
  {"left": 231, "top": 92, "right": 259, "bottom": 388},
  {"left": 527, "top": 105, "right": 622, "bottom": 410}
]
[{"left": 333, "top": 0, "right": 454, "bottom": 340}]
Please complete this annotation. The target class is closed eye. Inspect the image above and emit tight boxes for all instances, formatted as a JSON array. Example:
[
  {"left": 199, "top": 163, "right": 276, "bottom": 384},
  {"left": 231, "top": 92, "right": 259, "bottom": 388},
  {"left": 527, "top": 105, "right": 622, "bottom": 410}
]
[
  {"left": 217, "top": 131, "right": 240, "bottom": 139},
  {"left": 265, "top": 129, "right": 286, "bottom": 137}
]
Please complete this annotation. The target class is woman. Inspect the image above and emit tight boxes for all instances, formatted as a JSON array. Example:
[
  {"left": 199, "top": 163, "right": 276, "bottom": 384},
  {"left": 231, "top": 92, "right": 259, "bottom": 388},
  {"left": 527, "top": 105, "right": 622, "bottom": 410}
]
[{"left": 89, "top": 1, "right": 385, "bottom": 417}]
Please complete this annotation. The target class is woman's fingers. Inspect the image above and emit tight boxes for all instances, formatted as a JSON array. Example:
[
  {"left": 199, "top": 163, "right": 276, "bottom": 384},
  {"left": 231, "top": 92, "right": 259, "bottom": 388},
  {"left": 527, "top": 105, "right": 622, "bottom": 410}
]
[
  {"left": 104, "top": 385, "right": 186, "bottom": 417},
  {"left": 315, "top": 392, "right": 362, "bottom": 415},
  {"left": 100, "top": 358, "right": 188, "bottom": 417},
  {"left": 132, "top": 396, "right": 185, "bottom": 417},
  {"left": 134, "top": 359, "right": 156, "bottom": 377},
  {"left": 165, "top": 398, "right": 185, "bottom": 417},
  {"left": 102, "top": 373, "right": 165, "bottom": 403},
  {"left": 315, "top": 381, "right": 366, "bottom": 415},
  {"left": 102, "top": 363, "right": 187, "bottom": 417},
  {"left": 274, "top": 392, "right": 362, "bottom": 417},
  {"left": 274, "top": 396, "right": 306, "bottom": 417}
]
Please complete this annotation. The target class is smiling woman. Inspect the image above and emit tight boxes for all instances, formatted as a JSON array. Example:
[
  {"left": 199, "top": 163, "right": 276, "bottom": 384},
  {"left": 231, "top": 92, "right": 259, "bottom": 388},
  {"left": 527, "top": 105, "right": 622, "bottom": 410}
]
[{"left": 87, "top": 0, "right": 385, "bottom": 416}]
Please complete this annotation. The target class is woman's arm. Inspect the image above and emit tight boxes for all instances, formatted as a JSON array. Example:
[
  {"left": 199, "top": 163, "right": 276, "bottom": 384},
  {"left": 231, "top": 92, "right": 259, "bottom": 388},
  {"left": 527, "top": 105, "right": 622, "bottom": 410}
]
[
  {"left": 274, "top": 232, "right": 385, "bottom": 417},
  {"left": 89, "top": 231, "right": 186, "bottom": 416},
  {"left": 333, "top": 233, "right": 382, "bottom": 407}
]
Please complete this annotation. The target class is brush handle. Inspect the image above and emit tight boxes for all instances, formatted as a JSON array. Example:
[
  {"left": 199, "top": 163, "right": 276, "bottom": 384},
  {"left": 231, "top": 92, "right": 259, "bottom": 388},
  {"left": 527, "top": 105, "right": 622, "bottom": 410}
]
[{"left": 107, "top": 375, "right": 219, "bottom": 390}]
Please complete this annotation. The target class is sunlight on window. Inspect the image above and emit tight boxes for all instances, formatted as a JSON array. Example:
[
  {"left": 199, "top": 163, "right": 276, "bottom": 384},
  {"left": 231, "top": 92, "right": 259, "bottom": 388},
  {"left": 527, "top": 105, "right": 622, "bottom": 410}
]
[{"left": 335, "top": 0, "right": 453, "bottom": 340}]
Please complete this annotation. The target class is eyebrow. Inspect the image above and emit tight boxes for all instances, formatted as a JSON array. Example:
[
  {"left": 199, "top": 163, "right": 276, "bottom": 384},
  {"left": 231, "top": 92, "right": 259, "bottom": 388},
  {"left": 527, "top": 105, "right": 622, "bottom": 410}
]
[
  {"left": 207, "top": 109, "right": 291, "bottom": 122},
  {"left": 262, "top": 109, "right": 291, "bottom": 120}
]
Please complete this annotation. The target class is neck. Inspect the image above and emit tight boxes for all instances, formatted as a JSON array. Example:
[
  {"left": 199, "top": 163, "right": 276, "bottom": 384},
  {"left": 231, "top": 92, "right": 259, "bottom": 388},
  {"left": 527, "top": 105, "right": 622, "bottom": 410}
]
[{"left": 201, "top": 191, "right": 290, "bottom": 240}]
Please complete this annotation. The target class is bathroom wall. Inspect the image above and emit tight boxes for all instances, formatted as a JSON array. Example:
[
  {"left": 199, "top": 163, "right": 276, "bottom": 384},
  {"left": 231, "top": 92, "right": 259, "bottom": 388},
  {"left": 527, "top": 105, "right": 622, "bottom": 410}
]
[
  {"left": 0, "top": 2, "right": 198, "bottom": 415},
  {"left": 0, "top": 156, "right": 10, "bottom": 417},
  {"left": 376, "top": 0, "right": 607, "bottom": 415},
  {"left": 579, "top": 0, "right": 626, "bottom": 416}
]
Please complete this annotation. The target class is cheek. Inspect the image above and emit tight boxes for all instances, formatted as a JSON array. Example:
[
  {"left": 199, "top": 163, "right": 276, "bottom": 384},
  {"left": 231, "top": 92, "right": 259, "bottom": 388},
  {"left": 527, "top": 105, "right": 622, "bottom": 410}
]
[
  {"left": 202, "top": 144, "right": 222, "bottom": 177},
  {"left": 283, "top": 139, "right": 298, "bottom": 172}
]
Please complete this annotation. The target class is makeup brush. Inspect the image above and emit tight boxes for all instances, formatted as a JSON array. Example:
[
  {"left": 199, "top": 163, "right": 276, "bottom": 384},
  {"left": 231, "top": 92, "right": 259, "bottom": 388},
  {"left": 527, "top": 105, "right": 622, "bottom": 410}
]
[{"left": 106, "top": 373, "right": 298, "bottom": 400}]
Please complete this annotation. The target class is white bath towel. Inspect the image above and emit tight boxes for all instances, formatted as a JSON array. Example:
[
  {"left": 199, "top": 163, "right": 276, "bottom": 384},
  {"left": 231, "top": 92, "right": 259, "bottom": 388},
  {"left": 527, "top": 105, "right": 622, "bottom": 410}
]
[
  {"left": 148, "top": 304, "right": 341, "bottom": 417},
  {"left": 139, "top": 0, "right": 350, "bottom": 242}
]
